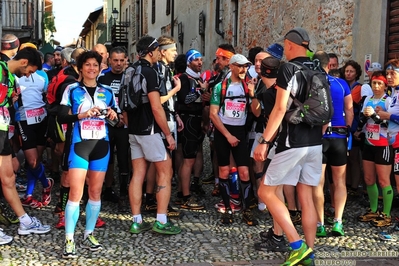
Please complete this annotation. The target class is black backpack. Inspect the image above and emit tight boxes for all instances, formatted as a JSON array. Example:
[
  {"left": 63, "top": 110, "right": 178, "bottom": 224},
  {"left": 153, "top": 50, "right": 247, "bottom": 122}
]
[
  {"left": 119, "top": 62, "right": 152, "bottom": 112},
  {"left": 284, "top": 61, "right": 333, "bottom": 126}
]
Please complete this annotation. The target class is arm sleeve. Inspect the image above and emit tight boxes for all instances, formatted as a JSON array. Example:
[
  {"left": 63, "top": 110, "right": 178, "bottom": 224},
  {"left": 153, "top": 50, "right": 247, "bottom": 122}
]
[{"left": 57, "top": 105, "right": 79, "bottom": 124}]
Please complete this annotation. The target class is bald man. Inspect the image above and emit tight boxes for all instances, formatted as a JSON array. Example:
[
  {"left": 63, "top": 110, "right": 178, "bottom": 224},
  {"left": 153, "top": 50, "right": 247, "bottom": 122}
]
[
  {"left": 92, "top": 43, "right": 109, "bottom": 72},
  {"left": 1, "top": 34, "right": 20, "bottom": 62}
]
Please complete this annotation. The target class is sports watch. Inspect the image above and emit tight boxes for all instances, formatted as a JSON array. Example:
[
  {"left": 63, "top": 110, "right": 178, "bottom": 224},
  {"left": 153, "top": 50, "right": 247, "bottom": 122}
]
[{"left": 258, "top": 135, "right": 272, "bottom": 145}]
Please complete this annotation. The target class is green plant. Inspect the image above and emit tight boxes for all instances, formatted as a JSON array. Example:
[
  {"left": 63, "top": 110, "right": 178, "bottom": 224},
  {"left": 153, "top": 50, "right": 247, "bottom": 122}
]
[{"left": 43, "top": 11, "right": 56, "bottom": 33}]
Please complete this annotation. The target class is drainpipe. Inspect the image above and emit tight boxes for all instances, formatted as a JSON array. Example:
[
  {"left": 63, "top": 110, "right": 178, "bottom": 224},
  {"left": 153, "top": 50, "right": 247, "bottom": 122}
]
[
  {"left": 215, "top": 0, "right": 224, "bottom": 38},
  {"left": 171, "top": 0, "right": 174, "bottom": 36}
]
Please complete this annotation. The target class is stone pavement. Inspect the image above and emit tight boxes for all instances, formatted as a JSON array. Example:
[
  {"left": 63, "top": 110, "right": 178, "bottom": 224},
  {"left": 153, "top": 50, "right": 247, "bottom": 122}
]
[{"left": 1, "top": 141, "right": 399, "bottom": 265}]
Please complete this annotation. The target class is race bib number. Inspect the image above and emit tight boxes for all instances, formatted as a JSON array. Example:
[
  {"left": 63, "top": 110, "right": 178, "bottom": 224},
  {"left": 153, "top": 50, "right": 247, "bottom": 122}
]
[
  {"left": 79, "top": 119, "right": 106, "bottom": 140},
  {"left": 225, "top": 100, "right": 246, "bottom": 119},
  {"left": 395, "top": 151, "right": 399, "bottom": 172},
  {"left": 366, "top": 124, "right": 380, "bottom": 140},
  {"left": 0, "top": 107, "right": 10, "bottom": 126},
  {"left": 25, "top": 107, "right": 46, "bottom": 125},
  {"left": 8, "top": 124, "right": 14, "bottom": 138}
]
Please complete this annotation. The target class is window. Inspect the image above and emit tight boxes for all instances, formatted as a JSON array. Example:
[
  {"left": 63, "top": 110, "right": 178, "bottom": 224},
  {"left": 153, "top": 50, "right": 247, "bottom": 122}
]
[
  {"left": 152, "top": 0, "right": 155, "bottom": 24},
  {"left": 166, "top": 0, "right": 171, "bottom": 15}
]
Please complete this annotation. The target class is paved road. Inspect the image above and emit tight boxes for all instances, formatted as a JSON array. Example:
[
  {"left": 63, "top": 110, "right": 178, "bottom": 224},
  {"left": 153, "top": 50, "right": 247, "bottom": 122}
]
[{"left": 1, "top": 140, "right": 399, "bottom": 265}]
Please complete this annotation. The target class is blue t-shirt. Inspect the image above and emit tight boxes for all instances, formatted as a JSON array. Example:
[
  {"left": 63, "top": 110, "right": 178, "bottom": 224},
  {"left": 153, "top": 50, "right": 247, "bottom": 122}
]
[{"left": 324, "top": 75, "right": 351, "bottom": 139}]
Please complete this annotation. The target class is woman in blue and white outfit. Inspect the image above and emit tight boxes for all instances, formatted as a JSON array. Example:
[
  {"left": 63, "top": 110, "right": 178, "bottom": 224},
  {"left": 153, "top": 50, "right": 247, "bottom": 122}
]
[{"left": 58, "top": 50, "right": 117, "bottom": 258}]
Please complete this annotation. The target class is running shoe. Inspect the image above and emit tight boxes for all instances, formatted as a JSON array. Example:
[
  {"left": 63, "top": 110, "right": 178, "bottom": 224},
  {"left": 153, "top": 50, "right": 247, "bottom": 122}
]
[
  {"left": 80, "top": 233, "right": 103, "bottom": 251},
  {"left": 220, "top": 209, "right": 233, "bottom": 225},
  {"left": 282, "top": 242, "right": 313, "bottom": 266},
  {"left": 181, "top": 197, "right": 204, "bottom": 210},
  {"left": 379, "top": 218, "right": 399, "bottom": 241},
  {"left": 202, "top": 173, "right": 215, "bottom": 184},
  {"left": 211, "top": 183, "right": 220, "bottom": 197},
  {"left": 316, "top": 225, "right": 327, "bottom": 237},
  {"left": 300, "top": 253, "right": 316, "bottom": 266},
  {"left": 0, "top": 228, "right": 13, "bottom": 245},
  {"left": 21, "top": 196, "right": 43, "bottom": 209},
  {"left": 331, "top": 222, "right": 345, "bottom": 236},
  {"left": 190, "top": 181, "right": 206, "bottom": 196},
  {"left": 290, "top": 211, "right": 302, "bottom": 225},
  {"left": 62, "top": 239, "right": 77, "bottom": 259},
  {"left": 95, "top": 217, "right": 106, "bottom": 228},
  {"left": 215, "top": 198, "right": 241, "bottom": 213},
  {"left": 242, "top": 209, "right": 258, "bottom": 226},
  {"left": 259, "top": 227, "right": 274, "bottom": 241},
  {"left": 254, "top": 235, "right": 288, "bottom": 252},
  {"left": 167, "top": 205, "right": 181, "bottom": 218},
  {"left": 371, "top": 213, "right": 392, "bottom": 227},
  {"left": 358, "top": 208, "right": 380, "bottom": 222},
  {"left": 129, "top": 221, "right": 152, "bottom": 234},
  {"left": 41, "top": 178, "right": 54, "bottom": 206},
  {"left": 55, "top": 212, "right": 65, "bottom": 230},
  {"left": 16, "top": 180, "right": 27, "bottom": 192},
  {"left": 142, "top": 198, "right": 157, "bottom": 213},
  {"left": 18, "top": 217, "right": 51, "bottom": 235},
  {"left": 0, "top": 203, "right": 10, "bottom": 226},
  {"left": 152, "top": 220, "right": 181, "bottom": 235}
]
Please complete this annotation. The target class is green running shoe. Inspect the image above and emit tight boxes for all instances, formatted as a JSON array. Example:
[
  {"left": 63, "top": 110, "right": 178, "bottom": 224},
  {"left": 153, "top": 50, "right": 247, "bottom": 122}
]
[
  {"left": 281, "top": 242, "right": 313, "bottom": 266},
  {"left": 129, "top": 221, "right": 152, "bottom": 234},
  {"left": 331, "top": 221, "right": 344, "bottom": 236},
  {"left": 62, "top": 239, "right": 77, "bottom": 259},
  {"left": 152, "top": 220, "right": 181, "bottom": 235},
  {"left": 316, "top": 225, "right": 327, "bottom": 237},
  {"left": 299, "top": 252, "right": 315, "bottom": 266}
]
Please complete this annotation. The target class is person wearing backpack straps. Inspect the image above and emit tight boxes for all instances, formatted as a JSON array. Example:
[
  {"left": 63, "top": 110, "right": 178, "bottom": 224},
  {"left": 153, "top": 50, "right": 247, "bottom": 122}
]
[
  {"left": 311, "top": 51, "right": 354, "bottom": 238},
  {"left": 254, "top": 27, "right": 322, "bottom": 265},
  {"left": 125, "top": 36, "right": 180, "bottom": 236},
  {"left": 0, "top": 47, "right": 51, "bottom": 244},
  {"left": 210, "top": 53, "right": 258, "bottom": 226},
  {"left": 142, "top": 36, "right": 182, "bottom": 218}
]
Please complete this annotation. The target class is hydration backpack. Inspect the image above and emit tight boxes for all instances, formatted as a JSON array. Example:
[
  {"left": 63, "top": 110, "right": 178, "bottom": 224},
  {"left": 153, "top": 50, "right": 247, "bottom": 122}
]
[
  {"left": 284, "top": 62, "right": 333, "bottom": 126},
  {"left": 47, "top": 67, "right": 70, "bottom": 105},
  {"left": 0, "top": 61, "right": 10, "bottom": 106},
  {"left": 119, "top": 64, "right": 149, "bottom": 112}
]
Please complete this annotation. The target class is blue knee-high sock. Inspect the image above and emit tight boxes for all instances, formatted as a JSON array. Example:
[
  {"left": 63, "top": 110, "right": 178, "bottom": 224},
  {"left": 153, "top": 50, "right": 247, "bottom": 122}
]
[
  {"left": 30, "top": 163, "right": 48, "bottom": 188},
  {"left": 26, "top": 168, "right": 36, "bottom": 196},
  {"left": 65, "top": 200, "right": 80, "bottom": 235},
  {"left": 85, "top": 199, "right": 101, "bottom": 232}
]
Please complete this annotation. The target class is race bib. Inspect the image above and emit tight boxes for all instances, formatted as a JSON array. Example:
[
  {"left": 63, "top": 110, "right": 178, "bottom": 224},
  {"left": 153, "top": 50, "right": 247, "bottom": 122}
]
[
  {"left": 79, "top": 119, "right": 106, "bottom": 140},
  {"left": 25, "top": 107, "right": 46, "bottom": 125},
  {"left": 395, "top": 151, "right": 399, "bottom": 172},
  {"left": 8, "top": 124, "right": 14, "bottom": 138},
  {"left": 225, "top": 100, "right": 246, "bottom": 119},
  {"left": 366, "top": 124, "right": 380, "bottom": 140},
  {"left": 0, "top": 107, "right": 10, "bottom": 126}
]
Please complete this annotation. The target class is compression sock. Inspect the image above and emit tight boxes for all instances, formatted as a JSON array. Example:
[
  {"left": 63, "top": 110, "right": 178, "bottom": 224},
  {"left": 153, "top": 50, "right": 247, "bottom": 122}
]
[
  {"left": 60, "top": 186, "right": 70, "bottom": 211},
  {"left": 25, "top": 167, "right": 36, "bottom": 196},
  {"left": 30, "top": 163, "right": 49, "bottom": 188},
  {"left": 366, "top": 183, "right": 379, "bottom": 213},
  {"left": 382, "top": 185, "right": 393, "bottom": 216},
  {"left": 219, "top": 178, "right": 231, "bottom": 209},
  {"left": 240, "top": 180, "right": 252, "bottom": 210},
  {"left": 85, "top": 199, "right": 101, "bottom": 235},
  {"left": 65, "top": 200, "right": 80, "bottom": 236}
]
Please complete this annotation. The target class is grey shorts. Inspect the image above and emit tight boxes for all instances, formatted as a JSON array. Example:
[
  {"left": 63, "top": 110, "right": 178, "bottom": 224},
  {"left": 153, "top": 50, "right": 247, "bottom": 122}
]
[
  {"left": 264, "top": 145, "right": 322, "bottom": 186},
  {"left": 129, "top": 133, "right": 168, "bottom": 162}
]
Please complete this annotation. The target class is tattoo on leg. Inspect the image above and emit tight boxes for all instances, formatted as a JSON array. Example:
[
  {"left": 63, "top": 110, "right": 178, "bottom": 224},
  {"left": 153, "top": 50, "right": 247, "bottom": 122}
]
[{"left": 155, "top": 185, "right": 166, "bottom": 193}]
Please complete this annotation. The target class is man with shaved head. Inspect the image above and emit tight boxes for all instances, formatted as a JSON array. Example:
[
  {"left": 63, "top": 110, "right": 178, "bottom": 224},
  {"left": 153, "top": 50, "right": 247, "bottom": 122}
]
[
  {"left": 92, "top": 43, "right": 109, "bottom": 72},
  {"left": 1, "top": 34, "right": 20, "bottom": 62}
]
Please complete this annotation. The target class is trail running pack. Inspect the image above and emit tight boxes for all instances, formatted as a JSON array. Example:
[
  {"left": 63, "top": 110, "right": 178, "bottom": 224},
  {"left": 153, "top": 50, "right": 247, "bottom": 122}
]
[
  {"left": 119, "top": 62, "right": 154, "bottom": 112},
  {"left": 284, "top": 61, "right": 333, "bottom": 126},
  {"left": 47, "top": 67, "right": 70, "bottom": 105},
  {"left": 0, "top": 61, "right": 10, "bottom": 106},
  {"left": 220, "top": 77, "right": 250, "bottom": 108}
]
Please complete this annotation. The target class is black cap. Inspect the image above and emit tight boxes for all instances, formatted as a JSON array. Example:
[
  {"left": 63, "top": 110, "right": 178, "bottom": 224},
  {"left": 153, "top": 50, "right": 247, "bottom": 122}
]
[
  {"left": 284, "top": 27, "right": 312, "bottom": 52},
  {"left": 260, "top": 56, "right": 280, "bottom": 78}
]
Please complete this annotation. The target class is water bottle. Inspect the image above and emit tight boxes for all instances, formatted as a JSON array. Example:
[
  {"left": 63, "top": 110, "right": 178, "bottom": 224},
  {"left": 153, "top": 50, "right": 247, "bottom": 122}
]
[{"left": 229, "top": 167, "right": 240, "bottom": 198}]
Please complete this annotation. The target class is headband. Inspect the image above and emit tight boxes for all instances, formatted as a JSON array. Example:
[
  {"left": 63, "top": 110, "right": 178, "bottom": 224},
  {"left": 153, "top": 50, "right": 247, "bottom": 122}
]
[
  {"left": 159, "top": 43, "right": 176, "bottom": 50},
  {"left": 386, "top": 64, "right": 399, "bottom": 73},
  {"left": 371, "top": 75, "right": 388, "bottom": 86},
  {"left": 186, "top": 49, "right": 202, "bottom": 64},
  {"left": 1, "top": 38, "right": 20, "bottom": 51},
  {"left": 138, "top": 39, "right": 159, "bottom": 57},
  {"left": 215, "top": 48, "right": 234, "bottom": 60}
]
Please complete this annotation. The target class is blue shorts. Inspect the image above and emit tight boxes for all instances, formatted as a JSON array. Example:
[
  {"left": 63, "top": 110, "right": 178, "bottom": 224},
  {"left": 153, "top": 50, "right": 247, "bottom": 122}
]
[{"left": 68, "top": 139, "right": 110, "bottom": 171}]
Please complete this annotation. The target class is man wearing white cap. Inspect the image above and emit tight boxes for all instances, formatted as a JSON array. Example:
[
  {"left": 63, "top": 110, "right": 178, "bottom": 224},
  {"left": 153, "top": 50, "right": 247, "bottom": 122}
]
[{"left": 210, "top": 53, "right": 258, "bottom": 226}]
